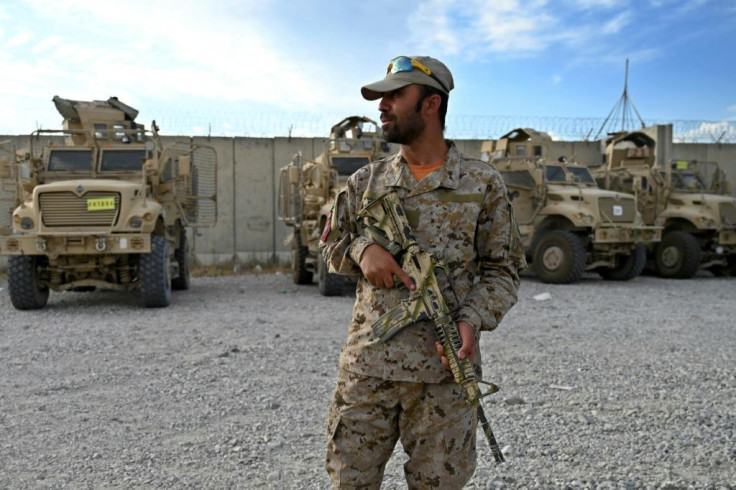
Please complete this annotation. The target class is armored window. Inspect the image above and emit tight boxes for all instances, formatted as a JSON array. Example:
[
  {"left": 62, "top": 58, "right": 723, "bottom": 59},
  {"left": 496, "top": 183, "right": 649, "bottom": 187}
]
[
  {"left": 674, "top": 171, "right": 704, "bottom": 191},
  {"left": 567, "top": 167, "right": 595, "bottom": 184},
  {"left": 544, "top": 165, "right": 566, "bottom": 182},
  {"left": 113, "top": 124, "right": 127, "bottom": 140},
  {"left": 48, "top": 149, "right": 93, "bottom": 171},
  {"left": 100, "top": 150, "right": 147, "bottom": 171},
  {"left": 94, "top": 123, "right": 107, "bottom": 139},
  {"left": 501, "top": 170, "right": 535, "bottom": 189},
  {"left": 331, "top": 157, "right": 370, "bottom": 176},
  {"left": 514, "top": 145, "right": 527, "bottom": 156}
]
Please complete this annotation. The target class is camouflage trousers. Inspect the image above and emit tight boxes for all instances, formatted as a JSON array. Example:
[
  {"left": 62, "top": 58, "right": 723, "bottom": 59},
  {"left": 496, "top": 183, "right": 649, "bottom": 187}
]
[{"left": 325, "top": 368, "right": 477, "bottom": 489}]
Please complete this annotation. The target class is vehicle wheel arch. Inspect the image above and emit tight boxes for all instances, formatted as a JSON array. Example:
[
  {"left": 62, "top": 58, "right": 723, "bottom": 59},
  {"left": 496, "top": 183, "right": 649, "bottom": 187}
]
[
  {"left": 531, "top": 215, "right": 578, "bottom": 254},
  {"left": 153, "top": 216, "right": 167, "bottom": 236},
  {"left": 663, "top": 218, "right": 698, "bottom": 234}
]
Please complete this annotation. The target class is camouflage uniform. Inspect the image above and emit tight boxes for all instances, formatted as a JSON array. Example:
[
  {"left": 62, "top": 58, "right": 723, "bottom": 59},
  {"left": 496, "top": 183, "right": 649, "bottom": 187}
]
[{"left": 320, "top": 142, "right": 525, "bottom": 488}]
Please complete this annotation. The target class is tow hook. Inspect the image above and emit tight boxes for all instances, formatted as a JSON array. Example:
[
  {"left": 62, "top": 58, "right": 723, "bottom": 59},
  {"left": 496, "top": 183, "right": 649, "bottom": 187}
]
[
  {"left": 35, "top": 238, "right": 47, "bottom": 252},
  {"left": 95, "top": 237, "right": 107, "bottom": 252}
]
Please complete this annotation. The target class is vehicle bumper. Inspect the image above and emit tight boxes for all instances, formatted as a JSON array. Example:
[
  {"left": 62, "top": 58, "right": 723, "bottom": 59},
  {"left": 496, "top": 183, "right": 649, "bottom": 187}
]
[
  {"left": 593, "top": 226, "right": 662, "bottom": 244},
  {"left": 0, "top": 233, "right": 151, "bottom": 256}
]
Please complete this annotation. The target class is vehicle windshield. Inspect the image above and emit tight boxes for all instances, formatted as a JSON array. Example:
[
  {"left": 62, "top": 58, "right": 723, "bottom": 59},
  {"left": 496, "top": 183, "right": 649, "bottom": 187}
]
[
  {"left": 567, "top": 167, "right": 596, "bottom": 184},
  {"left": 332, "top": 157, "right": 370, "bottom": 176},
  {"left": 48, "top": 149, "right": 93, "bottom": 171},
  {"left": 501, "top": 170, "right": 535, "bottom": 189},
  {"left": 671, "top": 171, "right": 706, "bottom": 192},
  {"left": 545, "top": 164, "right": 595, "bottom": 184},
  {"left": 100, "top": 149, "right": 147, "bottom": 171},
  {"left": 545, "top": 165, "right": 567, "bottom": 182}
]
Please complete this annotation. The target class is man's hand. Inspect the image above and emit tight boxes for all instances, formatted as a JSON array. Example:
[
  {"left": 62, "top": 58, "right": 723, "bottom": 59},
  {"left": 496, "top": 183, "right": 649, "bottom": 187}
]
[
  {"left": 435, "top": 321, "right": 476, "bottom": 370},
  {"left": 359, "top": 244, "right": 415, "bottom": 290}
]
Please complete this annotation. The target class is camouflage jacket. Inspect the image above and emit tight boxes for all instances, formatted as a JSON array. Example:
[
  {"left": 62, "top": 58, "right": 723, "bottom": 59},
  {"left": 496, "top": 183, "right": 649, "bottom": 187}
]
[{"left": 319, "top": 142, "right": 525, "bottom": 383}]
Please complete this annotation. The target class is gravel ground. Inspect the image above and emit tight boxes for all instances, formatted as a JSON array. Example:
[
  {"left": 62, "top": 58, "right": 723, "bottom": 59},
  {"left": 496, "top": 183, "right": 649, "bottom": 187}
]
[{"left": 0, "top": 271, "right": 734, "bottom": 489}]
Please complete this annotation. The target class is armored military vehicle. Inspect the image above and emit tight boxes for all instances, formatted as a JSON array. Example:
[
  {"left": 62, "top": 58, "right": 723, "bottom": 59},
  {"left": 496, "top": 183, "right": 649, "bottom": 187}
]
[
  {"left": 278, "top": 116, "right": 389, "bottom": 295},
  {"left": 0, "top": 96, "right": 217, "bottom": 309},
  {"left": 481, "top": 128, "right": 660, "bottom": 284},
  {"left": 593, "top": 131, "right": 736, "bottom": 277}
]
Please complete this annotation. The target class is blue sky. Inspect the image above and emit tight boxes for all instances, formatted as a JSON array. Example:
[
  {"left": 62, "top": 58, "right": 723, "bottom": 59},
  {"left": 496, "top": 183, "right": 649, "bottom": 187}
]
[{"left": 0, "top": 0, "right": 734, "bottom": 139}]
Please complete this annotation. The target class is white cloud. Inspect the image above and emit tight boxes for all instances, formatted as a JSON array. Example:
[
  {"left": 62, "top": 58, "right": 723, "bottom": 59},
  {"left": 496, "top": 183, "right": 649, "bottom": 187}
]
[
  {"left": 406, "top": 0, "right": 647, "bottom": 61},
  {"left": 3, "top": 0, "right": 335, "bottom": 113},
  {"left": 553, "top": 74, "right": 563, "bottom": 84},
  {"left": 602, "top": 11, "right": 632, "bottom": 34},
  {"left": 32, "top": 36, "right": 65, "bottom": 54},
  {"left": 674, "top": 121, "right": 735, "bottom": 143},
  {"left": 409, "top": 1, "right": 462, "bottom": 55},
  {"left": 408, "top": 0, "right": 563, "bottom": 57},
  {"left": 6, "top": 30, "right": 34, "bottom": 48},
  {"left": 472, "top": 0, "right": 557, "bottom": 53}
]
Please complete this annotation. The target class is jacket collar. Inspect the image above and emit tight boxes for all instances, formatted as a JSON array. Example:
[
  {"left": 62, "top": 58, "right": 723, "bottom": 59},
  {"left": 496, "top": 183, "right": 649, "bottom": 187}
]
[{"left": 385, "top": 140, "right": 461, "bottom": 196}]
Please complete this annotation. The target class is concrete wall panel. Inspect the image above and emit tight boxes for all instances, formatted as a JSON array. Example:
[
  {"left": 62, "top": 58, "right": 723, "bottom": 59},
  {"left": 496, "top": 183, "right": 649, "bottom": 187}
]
[{"left": 234, "top": 137, "right": 273, "bottom": 262}]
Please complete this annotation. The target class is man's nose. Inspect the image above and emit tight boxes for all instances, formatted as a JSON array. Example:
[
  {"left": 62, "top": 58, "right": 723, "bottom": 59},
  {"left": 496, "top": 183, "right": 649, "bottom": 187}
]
[{"left": 378, "top": 94, "right": 390, "bottom": 112}]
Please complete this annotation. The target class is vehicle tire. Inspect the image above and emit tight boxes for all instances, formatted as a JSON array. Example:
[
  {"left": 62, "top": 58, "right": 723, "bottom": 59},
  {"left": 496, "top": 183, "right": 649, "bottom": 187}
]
[
  {"left": 532, "top": 230, "right": 586, "bottom": 284},
  {"left": 654, "top": 231, "right": 701, "bottom": 279},
  {"left": 291, "top": 232, "right": 313, "bottom": 285},
  {"left": 8, "top": 256, "right": 49, "bottom": 310},
  {"left": 728, "top": 255, "right": 736, "bottom": 276},
  {"left": 140, "top": 235, "right": 171, "bottom": 307},
  {"left": 708, "top": 264, "right": 728, "bottom": 277},
  {"left": 171, "top": 230, "right": 191, "bottom": 291},
  {"left": 599, "top": 243, "right": 647, "bottom": 281},
  {"left": 318, "top": 253, "right": 344, "bottom": 296}
]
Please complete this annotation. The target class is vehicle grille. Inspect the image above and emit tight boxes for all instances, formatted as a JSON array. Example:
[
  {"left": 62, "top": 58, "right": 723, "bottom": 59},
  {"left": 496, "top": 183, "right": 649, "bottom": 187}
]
[
  {"left": 721, "top": 202, "right": 736, "bottom": 227},
  {"left": 39, "top": 191, "right": 120, "bottom": 227},
  {"left": 598, "top": 197, "right": 635, "bottom": 223}
]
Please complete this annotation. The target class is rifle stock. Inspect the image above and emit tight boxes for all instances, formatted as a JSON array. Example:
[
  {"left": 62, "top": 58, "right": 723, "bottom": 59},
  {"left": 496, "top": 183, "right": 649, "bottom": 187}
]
[{"left": 357, "top": 192, "right": 505, "bottom": 464}]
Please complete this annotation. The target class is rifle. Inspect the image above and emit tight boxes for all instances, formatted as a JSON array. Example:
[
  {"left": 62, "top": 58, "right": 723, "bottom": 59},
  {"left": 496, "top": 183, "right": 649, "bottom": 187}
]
[{"left": 356, "top": 191, "right": 505, "bottom": 464}]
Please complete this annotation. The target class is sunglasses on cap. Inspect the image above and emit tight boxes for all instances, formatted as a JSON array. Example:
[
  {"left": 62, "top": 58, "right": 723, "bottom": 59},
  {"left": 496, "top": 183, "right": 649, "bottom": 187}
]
[{"left": 386, "top": 56, "right": 450, "bottom": 94}]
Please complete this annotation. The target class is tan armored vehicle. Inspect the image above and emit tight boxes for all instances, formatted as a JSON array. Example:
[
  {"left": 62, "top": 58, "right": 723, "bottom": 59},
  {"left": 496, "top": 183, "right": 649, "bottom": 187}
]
[
  {"left": 278, "top": 116, "right": 388, "bottom": 295},
  {"left": 481, "top": 128, "right": 661, "bottom": 284},
  {"left": 0, "top": 96, "right": 217, "bottom": 309},
  {"left": 593, "top": 131, "right": 736, "bottom": 277}
]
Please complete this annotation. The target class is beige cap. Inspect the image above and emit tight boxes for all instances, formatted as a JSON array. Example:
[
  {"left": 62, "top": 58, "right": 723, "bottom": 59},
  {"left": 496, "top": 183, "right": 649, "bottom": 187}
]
[{"left": 361, "top": 56, "right": 454, "bottom": 101}]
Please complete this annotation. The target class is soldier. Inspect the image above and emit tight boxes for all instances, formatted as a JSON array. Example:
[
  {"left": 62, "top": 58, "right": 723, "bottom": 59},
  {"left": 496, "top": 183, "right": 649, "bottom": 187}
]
[{"left": 320, "top": 55, "right": 525, "bottom": 488}]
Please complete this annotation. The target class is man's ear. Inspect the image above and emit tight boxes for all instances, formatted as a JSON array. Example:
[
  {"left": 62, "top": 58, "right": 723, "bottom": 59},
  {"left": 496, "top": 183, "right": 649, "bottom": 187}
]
[{"left": 423, "top": 93, "right": 441, "bottom": 115}]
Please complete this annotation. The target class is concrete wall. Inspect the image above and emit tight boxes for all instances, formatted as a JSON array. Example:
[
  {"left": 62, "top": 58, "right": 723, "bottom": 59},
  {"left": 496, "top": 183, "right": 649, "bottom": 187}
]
[{"left": 2, "top": 132, "right": 736, "bottom": 268}]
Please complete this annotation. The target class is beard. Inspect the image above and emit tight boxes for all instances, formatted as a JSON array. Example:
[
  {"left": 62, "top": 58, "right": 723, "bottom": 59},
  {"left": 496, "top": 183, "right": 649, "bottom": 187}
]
[{"left": 381, "top": 109, "right": 425, "bottom": 145}]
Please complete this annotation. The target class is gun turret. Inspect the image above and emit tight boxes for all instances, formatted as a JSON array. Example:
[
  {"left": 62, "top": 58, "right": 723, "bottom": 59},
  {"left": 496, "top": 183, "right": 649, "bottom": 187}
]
[{"left": 51, "top": 95, "right": 144, "bottom": 146}]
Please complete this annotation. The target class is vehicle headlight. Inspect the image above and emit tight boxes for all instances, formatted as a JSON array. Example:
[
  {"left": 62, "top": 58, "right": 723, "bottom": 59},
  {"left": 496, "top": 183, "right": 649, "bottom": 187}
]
[
  {"left": 129, "top": 216, "right": 143, "bottom": 228},
  {"left": 20, "top": 217, "right": 34, "bottom": 230}
]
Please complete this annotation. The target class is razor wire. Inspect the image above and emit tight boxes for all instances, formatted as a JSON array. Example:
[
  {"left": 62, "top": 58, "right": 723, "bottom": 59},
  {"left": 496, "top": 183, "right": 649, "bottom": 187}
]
[{"left": 150, "top": 111, "right": 736, "bottom": 144}]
